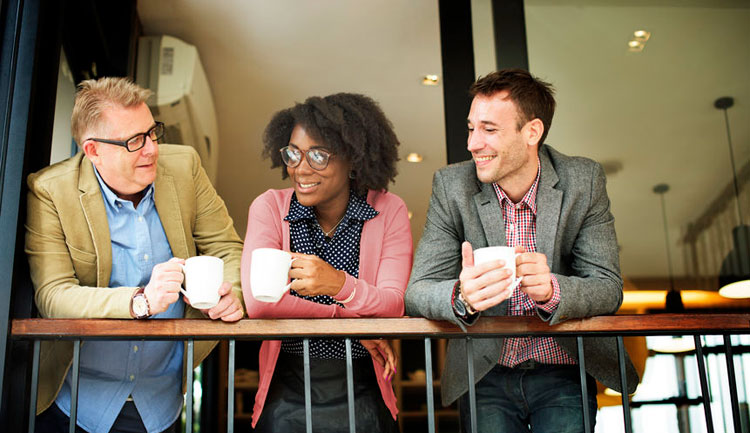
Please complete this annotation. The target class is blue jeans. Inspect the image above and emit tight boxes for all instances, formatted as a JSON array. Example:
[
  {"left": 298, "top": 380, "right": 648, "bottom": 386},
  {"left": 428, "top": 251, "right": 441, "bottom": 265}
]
[{"left": 458, "top": 362, "right": 598, "bottom": 433}]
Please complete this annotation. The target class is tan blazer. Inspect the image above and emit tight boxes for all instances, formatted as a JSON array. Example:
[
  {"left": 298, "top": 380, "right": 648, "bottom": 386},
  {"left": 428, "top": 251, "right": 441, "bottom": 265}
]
[{"left": 25, "top": 144, "right": 244, "bottom": 414}]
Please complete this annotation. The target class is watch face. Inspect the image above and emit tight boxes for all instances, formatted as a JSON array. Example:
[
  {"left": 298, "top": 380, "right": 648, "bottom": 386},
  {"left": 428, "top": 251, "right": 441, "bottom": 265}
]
[
  {"left": 453, "top": 296, "right": 466, "bottom": 317},
  {"left": 133, "top": 295, "right": 149, "bottom": 317}
]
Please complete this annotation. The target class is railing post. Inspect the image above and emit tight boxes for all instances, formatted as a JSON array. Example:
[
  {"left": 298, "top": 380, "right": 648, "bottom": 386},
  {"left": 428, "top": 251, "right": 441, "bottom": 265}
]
[
  {"left": 424, "top": 337, "right": 436, "bottom": 433},
  {"left": 345, "top": 338, "right": 355, "bottom": 433},
  {"left": 722, "top": 335, "right": 742, "bottom": 433},
  {"left": 576, "top": 336, "right": 592, "bottom": 433},
  {"left": 616, "top": 336, "right": 632, "bottom": 433},
  {"left": 466, "top": 336, "right": 477, "bottom": 433},
  {"left": 303, "top": 338, "right": 312, "bottom": 433},
  {"left": 693, "top": 335, "right": 715, "bottom": 433},
  {"left": 227, "top": 339, "right": 235, "bottom": 433},
  {"left": 68, "top": 340, "right": 81, "bottom": 433},
  {"left": 27, "top": 340, "right": 40, "bottom": 433},
  {"left": 185, "top": 339, "right": 194, "bottom": 433}
]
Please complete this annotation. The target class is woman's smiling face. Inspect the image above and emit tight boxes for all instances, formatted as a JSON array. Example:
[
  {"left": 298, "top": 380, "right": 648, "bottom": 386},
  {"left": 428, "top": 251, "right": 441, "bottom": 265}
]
[{"left": 286, "top": 124, "right": 351, "bottom": 210}]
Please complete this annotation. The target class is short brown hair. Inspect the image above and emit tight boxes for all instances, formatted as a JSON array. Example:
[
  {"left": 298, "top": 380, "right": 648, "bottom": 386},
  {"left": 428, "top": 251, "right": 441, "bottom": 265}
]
[
  {"left": 71, "top": 77, "right": 152, "bottom": 146},
  {"left": 469, "top": 69, "right": 556, "bottom": 145}
]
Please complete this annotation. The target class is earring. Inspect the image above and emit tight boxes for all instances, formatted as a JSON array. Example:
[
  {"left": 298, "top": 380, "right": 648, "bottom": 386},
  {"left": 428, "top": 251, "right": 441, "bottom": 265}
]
[{"left": 349, "top": 171, "right": 355, "bottom": 179}]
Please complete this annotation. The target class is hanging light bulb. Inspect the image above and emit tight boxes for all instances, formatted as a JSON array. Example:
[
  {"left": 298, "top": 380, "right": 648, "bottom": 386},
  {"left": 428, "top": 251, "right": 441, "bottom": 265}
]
[
  {"left": 653, "top": 184, "right": 684, "bottom": 312},
  {"left": 714, "top": 97, "right": 750, "bottom": 298}
]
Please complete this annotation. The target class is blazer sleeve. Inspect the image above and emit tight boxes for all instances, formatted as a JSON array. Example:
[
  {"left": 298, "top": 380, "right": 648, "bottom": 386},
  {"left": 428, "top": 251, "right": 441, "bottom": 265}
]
[
  {"left": 549, "top": 162, "right": 623, "bottom": 325},
  {"left": 25, "top": 173, "right": 135, "bottom": 319},
  {"left": 404, "top": 170, "right": 466, "bottom": 325},
  {"left": 188, "top": 152, "right": 245, "bottom": 312},
  {"left": 241, "top": 192, "right": 340, "bottom": 319},
  {"left": 331, "top": 194, "right": 412, "bottom": 318}
]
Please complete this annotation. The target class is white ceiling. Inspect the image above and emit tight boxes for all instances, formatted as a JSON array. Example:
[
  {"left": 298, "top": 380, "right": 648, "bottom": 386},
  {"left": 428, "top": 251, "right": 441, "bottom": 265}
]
[{"left": 137, "top": 0, "right": 750, "bottom": 280}]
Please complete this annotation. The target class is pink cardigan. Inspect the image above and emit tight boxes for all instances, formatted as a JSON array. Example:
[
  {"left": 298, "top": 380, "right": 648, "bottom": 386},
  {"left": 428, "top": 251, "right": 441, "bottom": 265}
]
[{"left": 241, "top": 188, "right": 413, "bottom": 427}]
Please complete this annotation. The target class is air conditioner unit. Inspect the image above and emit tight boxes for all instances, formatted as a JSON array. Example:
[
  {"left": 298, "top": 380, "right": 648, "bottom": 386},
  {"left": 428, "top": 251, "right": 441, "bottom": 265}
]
[{"left": 136, "top": 35, "right": 219, "bottom": 184}]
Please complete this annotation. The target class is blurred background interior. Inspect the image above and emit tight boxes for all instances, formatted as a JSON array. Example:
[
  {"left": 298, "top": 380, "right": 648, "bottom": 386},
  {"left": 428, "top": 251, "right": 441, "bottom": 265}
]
[{"left": 2, "top": 0, "right": 749, "bottom": 432}]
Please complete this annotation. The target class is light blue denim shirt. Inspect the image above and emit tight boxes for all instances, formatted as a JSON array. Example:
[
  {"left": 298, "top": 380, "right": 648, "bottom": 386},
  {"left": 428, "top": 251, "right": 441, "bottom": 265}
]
[{"left": 55, "top": 168, "right": 185, "bottom": 433}]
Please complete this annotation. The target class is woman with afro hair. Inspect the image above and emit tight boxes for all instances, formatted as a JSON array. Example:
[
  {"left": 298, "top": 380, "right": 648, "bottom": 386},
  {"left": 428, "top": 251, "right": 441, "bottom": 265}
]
[{"left": 241, "top": 93, "right": 412, "bottom": 432}]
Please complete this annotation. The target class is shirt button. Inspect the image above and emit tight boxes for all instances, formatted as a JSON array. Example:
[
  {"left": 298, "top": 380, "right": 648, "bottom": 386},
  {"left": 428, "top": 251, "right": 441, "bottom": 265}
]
[
  {"left": 133, "top": 345, "right": 139, "bottom": 352},
  {"left": 509, "top": 223, "right": 514, "bottom": 231},
  {"left": 116, "top": 203, "right": 122, "bottom": 208},
  {"left": 143, "top": 254, "right": 149, "bottom": 261},
  {"left": 129, "top": 374, "right": 135, "bottom": 381},
  {"left": 138, "top": 216, "right": 144, "bottom": 222}
]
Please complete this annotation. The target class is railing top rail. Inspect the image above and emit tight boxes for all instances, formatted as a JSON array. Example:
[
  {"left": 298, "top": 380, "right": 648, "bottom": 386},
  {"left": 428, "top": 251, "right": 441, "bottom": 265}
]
[{"left": 10, "top": 314, "right": 750, "bottom": 341}]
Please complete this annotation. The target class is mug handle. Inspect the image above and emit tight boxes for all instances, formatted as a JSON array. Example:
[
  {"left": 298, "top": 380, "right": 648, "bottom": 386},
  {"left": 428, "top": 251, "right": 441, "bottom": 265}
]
[
  {"left": 510, "top": 253, "right": 523, "bottom": 291},
  {"left": 178, "top": 263, "right": 190, "bottom": 300}
]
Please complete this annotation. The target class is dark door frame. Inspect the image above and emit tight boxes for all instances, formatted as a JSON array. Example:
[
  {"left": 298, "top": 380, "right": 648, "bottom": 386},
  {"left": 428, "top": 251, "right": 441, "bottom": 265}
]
[{"left": 438, "top": 0, "right": 529, "bottom": 164}]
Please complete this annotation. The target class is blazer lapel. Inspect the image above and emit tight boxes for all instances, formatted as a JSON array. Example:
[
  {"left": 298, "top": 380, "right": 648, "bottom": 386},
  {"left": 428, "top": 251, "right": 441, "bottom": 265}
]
[
  {"left": 154, "top": 164, "right": 190, "bottom": 259},
  {"left": 473, "top": 181, "right": 506, "bottom": 248},
  {"left": 78, "top": 157, "right": 112, "bottom": 286},
  {"left": 536, "top": 148, "right": 562, "bottom": 271}
]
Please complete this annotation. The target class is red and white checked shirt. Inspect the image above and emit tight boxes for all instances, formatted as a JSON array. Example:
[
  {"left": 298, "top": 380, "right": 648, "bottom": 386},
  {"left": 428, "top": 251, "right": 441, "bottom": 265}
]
[{"left": 493, "top": 162, "right": 576, "bottom": 367}]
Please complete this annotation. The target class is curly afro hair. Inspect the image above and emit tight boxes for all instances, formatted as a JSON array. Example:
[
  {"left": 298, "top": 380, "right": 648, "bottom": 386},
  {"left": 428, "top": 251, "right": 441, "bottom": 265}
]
[{"left": 262, "top": 93, "right": 400, "bottom": 196}]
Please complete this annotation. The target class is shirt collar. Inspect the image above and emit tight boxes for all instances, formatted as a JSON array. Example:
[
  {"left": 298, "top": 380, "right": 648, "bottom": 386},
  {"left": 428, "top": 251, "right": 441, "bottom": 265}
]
[
  {"left": 492, "top": 159, "right": 541, "bottom": 215},
  {"left": 93, "top": 167, "right": 154, "bottom": 211},
  {"left": 285, "top": 190, "right": 379, "bottom": 223}
]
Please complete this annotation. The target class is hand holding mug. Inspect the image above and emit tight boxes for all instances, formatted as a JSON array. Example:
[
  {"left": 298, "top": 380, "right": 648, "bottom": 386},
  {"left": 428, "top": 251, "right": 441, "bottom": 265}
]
[
  {"left": 458, "top": 242, "right": 518, "bottom": 312},
  {"left": 185, "top": 281, "right": 244, "bottom": 322},
  {"left": 515, "top": 246, "right": 554, "bottom": 303},
  {"left": 288, "top": 252, "right": 346, "bottom": 297},
  {"left": 144, "top": 257, "right": 185, "bottom": 315}
]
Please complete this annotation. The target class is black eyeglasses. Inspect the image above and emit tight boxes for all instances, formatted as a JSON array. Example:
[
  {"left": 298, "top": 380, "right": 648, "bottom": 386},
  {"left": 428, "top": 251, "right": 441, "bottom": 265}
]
[
  {"left": 87, "top": 122, "right": 165, "bottom": 152},
  {"left": 279, "top": 146, "right": 334, "bottom": 171}
]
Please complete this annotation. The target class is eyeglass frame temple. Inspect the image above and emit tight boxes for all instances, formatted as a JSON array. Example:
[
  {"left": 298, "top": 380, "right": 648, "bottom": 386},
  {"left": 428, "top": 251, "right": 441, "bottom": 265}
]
[{"left": 84, "top": 121, "right": 165, "bottom": 152}]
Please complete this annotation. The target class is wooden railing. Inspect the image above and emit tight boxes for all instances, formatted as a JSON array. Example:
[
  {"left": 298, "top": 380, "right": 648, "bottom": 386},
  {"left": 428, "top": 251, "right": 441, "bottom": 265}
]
[{"left": 11, "top": 314, "right": 750, "bottom": 433}]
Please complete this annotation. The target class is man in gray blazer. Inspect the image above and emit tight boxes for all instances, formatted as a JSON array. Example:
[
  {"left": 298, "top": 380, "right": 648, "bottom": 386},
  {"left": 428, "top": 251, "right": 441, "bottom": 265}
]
[{"left": 405, "top": 69, "right": 637, "bottom": 432}]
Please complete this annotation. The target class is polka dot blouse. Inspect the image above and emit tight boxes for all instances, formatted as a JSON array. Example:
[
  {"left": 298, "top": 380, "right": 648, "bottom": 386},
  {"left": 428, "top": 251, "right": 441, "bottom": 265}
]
[{"left": 281, "top": 190, "right": 379, "bottom": 359}]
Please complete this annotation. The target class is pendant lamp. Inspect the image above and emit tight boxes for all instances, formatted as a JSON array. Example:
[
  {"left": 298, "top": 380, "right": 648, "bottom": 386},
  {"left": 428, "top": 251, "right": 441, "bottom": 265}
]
[{"left": 715, "top": 97, "right": 750, "bottom": 298}]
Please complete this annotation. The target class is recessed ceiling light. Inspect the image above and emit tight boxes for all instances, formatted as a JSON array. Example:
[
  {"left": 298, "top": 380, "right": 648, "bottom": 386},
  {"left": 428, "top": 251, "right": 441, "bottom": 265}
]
[
  {"left": 633, "top": 30, "right": 651, "bottom": 42},
  {"left": 421, "top": 75, "right": 439, "bottom": 86},
  {"left": 406, "top": 152, "right": 424, "bottom": 162},
  {"left": 627, "top": 40, "right": 644, "bottom": 52}
]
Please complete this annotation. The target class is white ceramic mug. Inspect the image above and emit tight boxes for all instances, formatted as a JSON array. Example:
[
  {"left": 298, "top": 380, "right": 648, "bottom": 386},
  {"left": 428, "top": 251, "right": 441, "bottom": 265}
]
[
  {"left": 180, "top": 256, "right": 223, "bottom": 309},
  {"left": 250, "top": 248, "right": 294, "bottom": 303},
  {"left": 473, "top": 246, "right": 522, "bottom": 291}
]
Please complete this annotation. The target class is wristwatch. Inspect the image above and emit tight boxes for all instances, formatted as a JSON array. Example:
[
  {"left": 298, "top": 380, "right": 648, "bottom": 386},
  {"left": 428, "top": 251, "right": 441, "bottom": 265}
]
[
  {"left": 131, "top": 287, "right": 151, "bottom": 319},
  {"left": 452, "top": 281, "right": 478, "bottom": 322}
]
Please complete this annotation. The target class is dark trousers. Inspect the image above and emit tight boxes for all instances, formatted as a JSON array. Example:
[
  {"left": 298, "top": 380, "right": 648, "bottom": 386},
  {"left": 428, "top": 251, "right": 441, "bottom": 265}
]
[
  {"left": 35, "top": 401, "right": 178, "bottom": 433},
  {"left": 459, "top": 362, "right": 598, "bottom": 433},
  {"left": 255, "top": 352, "right": 399, "bottom": 433}
]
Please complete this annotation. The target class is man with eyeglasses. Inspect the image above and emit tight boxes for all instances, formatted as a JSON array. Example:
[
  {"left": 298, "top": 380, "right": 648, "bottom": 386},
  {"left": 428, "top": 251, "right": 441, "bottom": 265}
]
[{"left": 25, "top": 77, "right": 244, "bottom": 433}]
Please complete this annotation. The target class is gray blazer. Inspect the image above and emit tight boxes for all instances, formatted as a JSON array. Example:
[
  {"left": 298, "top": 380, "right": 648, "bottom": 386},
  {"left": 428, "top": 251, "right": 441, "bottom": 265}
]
[{"left": 405, "top": 145, "right": 638, "bottom": 406}]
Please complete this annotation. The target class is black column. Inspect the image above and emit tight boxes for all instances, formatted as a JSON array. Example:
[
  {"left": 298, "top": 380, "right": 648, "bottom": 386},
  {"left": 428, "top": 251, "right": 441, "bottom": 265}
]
[
  {"left": 438, "top": 0, "right": 475, "bottom": 165},
  {"left": 0, "top": 0, "right": 64, "bottom": 430},
  {"left": 492, "top": 0, "right": 529, "bottom": 71}
]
